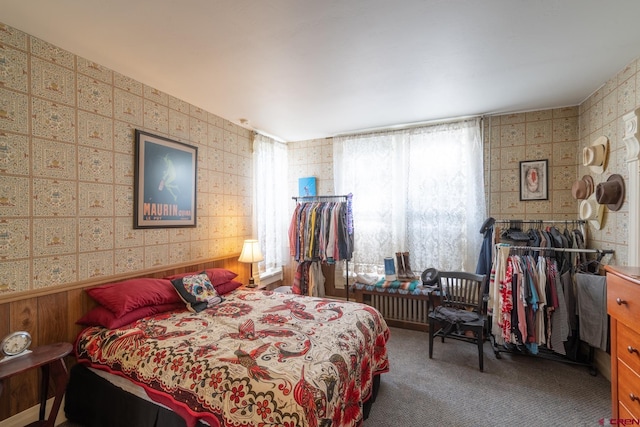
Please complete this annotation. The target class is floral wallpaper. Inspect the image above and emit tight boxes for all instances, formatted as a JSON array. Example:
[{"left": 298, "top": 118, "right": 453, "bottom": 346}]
[
  {"left": 485, "top": 53, "right": 638, "bottom": 268},
  {"left": 0, "top": 22, "right": 252, "bottom": 296}
]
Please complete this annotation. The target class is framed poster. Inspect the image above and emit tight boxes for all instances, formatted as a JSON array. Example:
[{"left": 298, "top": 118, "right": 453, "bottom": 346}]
[
  {"left": 134, "top": 130, "right": 197, "bottom": 228},
  {"left": 519, "top": 159, "right": 548, "bottom": 201}
]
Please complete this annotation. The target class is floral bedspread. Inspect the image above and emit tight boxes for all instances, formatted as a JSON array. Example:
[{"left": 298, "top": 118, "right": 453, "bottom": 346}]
[{"left": 75, "top": 289, "right": 390, "bottom": 427}]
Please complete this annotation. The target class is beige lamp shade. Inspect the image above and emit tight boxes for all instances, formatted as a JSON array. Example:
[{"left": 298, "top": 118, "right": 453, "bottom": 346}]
[
  {"left": 238, "top": 240, "right": 264, "bottom": 263},
  {"left": 239, "top": 239, "right": 263, "bottom": 287}
]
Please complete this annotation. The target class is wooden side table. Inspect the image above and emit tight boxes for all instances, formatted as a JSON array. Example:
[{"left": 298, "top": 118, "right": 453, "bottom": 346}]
[
  {"left": 0, "top": 342, "right": 73, "bottom": 427},
  {"left": 241, "top": 283, "right": 268, "bottom": 291}
]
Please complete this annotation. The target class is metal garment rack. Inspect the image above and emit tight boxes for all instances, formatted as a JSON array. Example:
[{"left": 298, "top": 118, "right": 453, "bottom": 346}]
[
  {"left": 292, "top": 194, "right": 350, "bottom": 201},
  {"left": 494, "top": 218, "right": 587, "bottom": 236},
  {"left": 292, "top": 194, "right": 353, "bottom": 300},
  {"left": 494, "top": 219, "right": 586, "bottom": 224},
  {"left": 507, "top": 245, "right": 615, "bottom": 261},
  {"left": 494, "top": 217, "right": 614, "bottom": 261},
  {"left": 491, "top": 241, "right": 614, "bottom": 376}
]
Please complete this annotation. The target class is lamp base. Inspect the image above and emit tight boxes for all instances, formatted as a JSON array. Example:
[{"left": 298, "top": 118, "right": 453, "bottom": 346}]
[{"left": 246, "top": 277, "right": 256, "bottom": 288}]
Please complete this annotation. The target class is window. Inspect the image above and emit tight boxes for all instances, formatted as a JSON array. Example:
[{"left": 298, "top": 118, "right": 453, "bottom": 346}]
[
  {"left": 333, "top": 119, "right": 486, "bottom": 275},
  {"left": 253, "top": 133, "right": 289, "bottom": 275}
]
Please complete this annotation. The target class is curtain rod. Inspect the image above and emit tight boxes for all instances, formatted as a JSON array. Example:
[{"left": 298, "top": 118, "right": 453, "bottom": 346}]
[{"left": 332, "top": 115, "right": 482, "bottom": 138}]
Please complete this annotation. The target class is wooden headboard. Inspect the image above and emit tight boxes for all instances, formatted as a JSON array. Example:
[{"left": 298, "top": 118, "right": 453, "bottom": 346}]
[{"left": 0, "top": 255, "right": 249, "bottom": 422}]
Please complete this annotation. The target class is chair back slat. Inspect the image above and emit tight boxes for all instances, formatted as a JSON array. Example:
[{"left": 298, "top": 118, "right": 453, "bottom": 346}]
[{"left": 437, "top": 271, "right": 486, "bottom": 313}]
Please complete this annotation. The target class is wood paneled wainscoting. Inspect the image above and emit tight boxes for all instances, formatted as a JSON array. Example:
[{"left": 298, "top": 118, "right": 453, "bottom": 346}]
[{"left": 0, "top": 255, "right": 249, "bottom": 423}]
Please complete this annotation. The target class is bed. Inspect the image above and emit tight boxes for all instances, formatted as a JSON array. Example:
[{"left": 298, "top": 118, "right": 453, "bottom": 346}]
[{"left": 65, "top": 269, "right": 390, "bottom": 427}]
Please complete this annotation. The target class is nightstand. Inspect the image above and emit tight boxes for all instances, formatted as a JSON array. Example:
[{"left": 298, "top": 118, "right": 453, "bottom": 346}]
[
  {"left": 241, "top": 282, "right": 268, "bottom": 291},
  {"left": 0, "top": 342, "right": 72, "bottom": 427}
]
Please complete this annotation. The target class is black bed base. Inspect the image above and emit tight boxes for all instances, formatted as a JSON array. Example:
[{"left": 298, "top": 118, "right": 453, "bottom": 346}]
[
  {"left": 65, "top": 364, "right": 206, "bottom": 427},
  {"left": 65, "top": 364, "right": 380, "bottom": 426}
]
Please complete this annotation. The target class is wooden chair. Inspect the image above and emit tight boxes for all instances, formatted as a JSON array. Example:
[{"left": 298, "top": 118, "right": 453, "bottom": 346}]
[{"left": 428, "top": 271, "right": 487, "bottom": 371}]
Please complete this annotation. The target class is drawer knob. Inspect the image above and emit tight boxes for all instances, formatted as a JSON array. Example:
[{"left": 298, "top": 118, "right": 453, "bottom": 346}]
[
  {"left": 629, "top": 346, "right": 639, "bottom": 354},
  {"left": 631, "top": 393, "right": 640, "bottom": 402},
  {"left": 617, "top": 297, "right": 628, "bottom": 305}
]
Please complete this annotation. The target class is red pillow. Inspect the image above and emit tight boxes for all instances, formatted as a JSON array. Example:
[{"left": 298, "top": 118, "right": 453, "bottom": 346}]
[
  {"left": 77, "top": 302, "right": 184, "bottom": 329},
  {"left": 86, "top": 278, "right": 181, "bottom": 317},
  {"left": 214, "top": 280, "right": 242, "bottom": 295},
  {"left": 165, "top": 268, "right": 238, "bottom": 286},
  {"left": 205, "top": 268, "right": 238, "bottom": 285},
  {"left": 164, "top": 271, "right": 197, "bottom": 281}
]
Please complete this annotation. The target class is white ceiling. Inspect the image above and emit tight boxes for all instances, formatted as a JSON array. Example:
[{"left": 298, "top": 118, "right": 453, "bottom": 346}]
[{"left": 3, "top": 0, "right": 640, "bottom": 142}]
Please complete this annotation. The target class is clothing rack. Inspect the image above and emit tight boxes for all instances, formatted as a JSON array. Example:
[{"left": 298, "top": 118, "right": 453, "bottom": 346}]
[
  {"left": 494, "top": 219, "right": 586, "bottom": 225},
  {"left": 483, "top": 217, "right": 614, "bottom": 375},
  {"left": 489, "top": 243, "right": 614, "bottom": 376},
  {"left": 506, "top": 245, "right": 614, "bottom": 262},
  {"left": 507, "top": 246, "right": 611, "bottom": 253},
  {"left": 292, "top": 194, "right": 350, "bottom": 201},
  {"left": 494, "top": 219, "right": 587, "bottom": 237},
  {"left": 291, "top": 194, "right": 354, "bottom": 300},
  {"left": 492, "top": 341, "right": 598, "bottom": 375}
]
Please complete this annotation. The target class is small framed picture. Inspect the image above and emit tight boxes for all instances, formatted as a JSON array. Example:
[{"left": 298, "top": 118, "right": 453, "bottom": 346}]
[
  {"left": 519, "top": 159, "right": 548, "bottom": 201},
  {"left": 298, "top": 177, "right": 317, "bottom": 197}
]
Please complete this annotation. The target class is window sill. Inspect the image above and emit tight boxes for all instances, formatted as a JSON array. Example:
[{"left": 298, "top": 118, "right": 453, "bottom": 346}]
[{"left": 257, "top": 267, "right": 283, "bottom": 286}]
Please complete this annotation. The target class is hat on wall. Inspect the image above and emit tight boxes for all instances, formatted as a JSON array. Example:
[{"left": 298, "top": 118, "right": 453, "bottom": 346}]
[
  {"left": 582, "top": 136, "right": 609, "bottom": 174},
  {"left": 579, "top": 194, "right": 604, "bottom": 230},
  {"left": 571, "top": 175, "right": 594, "bottom": 200},
  {"left": 595, "top": 174, "right": 625, "bottom": 211}
]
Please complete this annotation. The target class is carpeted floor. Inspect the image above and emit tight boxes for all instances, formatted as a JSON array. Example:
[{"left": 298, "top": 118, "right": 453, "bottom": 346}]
[
  {"left": 365, "top": 327, "right": 611, "bottom": 426},
  {"left": 59, "top": 326, "right": 611, "bottom": 427}
]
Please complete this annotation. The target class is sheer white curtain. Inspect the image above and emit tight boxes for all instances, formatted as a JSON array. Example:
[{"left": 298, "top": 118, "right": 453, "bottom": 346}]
[
  {"left": 334, "top": 118, "right": 485, "bottom": 274},
  {"left": 253, "top": 133, "right": 289, "bottom": 274}
]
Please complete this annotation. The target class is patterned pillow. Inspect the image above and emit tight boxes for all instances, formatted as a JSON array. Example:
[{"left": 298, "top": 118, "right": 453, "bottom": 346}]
[{"left": 171, "top": 273, "right": 222, "bottom": 313}]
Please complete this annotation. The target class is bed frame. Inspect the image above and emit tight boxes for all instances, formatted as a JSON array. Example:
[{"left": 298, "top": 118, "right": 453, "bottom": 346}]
[{"left": 65, "top": 364, "right": 380, "bottom": 427}]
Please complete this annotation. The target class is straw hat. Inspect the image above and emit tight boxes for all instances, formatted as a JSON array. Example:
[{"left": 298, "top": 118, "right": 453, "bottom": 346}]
[
  {"left": 583, "top": 136, "right": 609, "bottom": 174},
  {"left": 595, "top": 174, "right": 625, "bottom": 211},
  {"left": 579, "top": 194, "right": 604, "bottom": 230},
  {"left": 571, "top": 175, "right": 594, "bottom": 200}
]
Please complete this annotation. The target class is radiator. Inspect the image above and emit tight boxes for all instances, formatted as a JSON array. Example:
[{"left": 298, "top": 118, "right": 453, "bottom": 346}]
[{"left": 370, "top": 293, "right": 429, "bottom": 325}]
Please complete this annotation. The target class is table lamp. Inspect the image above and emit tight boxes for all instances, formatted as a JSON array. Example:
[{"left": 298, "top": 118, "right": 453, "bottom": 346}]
[{"left": 238, "top": 239, "right": 264, "bottom": 287}]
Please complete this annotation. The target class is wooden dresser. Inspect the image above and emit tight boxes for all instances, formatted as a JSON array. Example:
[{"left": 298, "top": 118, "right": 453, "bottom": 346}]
[{"left": 606, "top": 265, "right": 640, "bottom": 420}]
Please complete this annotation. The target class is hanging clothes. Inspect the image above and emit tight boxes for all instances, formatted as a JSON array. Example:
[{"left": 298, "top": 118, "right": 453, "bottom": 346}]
[
  {"left": 292, "top": 261, "right": 312, "bottom": 296},
  {"left": 309, "top": 261, "right": 326, "bottom": 297},
  {"left": 484, "top": 219, "right": 611, "bottom": 360},
  {"left": 476, "top": 218, "right": 495, "bottom": 278},
  {"left": 289, "top": 196, "right": 354, "bottom": 297},
  {"left": 289, "top": 200, "right": 353, "bottom": 263},
  {"left": 575, "top": 273, "right": 608, "bottom": 351},
  {"left": 492, "top": 252, "right": 569, "bottom": 355}
]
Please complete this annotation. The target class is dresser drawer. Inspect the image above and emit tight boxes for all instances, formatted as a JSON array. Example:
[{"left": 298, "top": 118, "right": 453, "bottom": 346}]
[
  {"left": 618, "top": 322, "right": 640, "bottom": 375},
  {"left": 608, "top": 273, "right": 640, "bottom": 327},
  {"left": 618, "top": 361, "right": 640, "bottom": 420},
  {"left": 620, "top": 400, "right": 638, "bottom": 423}
]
